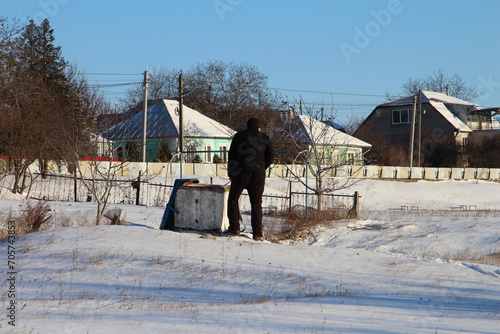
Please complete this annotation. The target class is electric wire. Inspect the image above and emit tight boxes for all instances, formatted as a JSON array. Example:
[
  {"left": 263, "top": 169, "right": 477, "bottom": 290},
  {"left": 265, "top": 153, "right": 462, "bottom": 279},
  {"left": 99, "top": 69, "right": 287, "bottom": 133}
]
[{"left": 78, "top": 71, "right": 387, "bottom": 111}]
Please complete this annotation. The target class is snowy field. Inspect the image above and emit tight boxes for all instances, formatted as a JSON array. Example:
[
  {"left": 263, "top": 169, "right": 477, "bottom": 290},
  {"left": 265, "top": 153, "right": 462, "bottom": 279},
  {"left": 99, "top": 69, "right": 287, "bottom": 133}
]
[{"left": 0, "top": 177, "right": 499, "bottom": 333}]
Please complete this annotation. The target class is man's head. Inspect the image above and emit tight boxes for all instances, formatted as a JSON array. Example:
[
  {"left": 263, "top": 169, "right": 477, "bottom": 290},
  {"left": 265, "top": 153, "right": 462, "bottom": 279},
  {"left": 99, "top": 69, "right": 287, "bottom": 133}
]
[{"left": 247, "top": 117, "right": 261, "bottom": 130}]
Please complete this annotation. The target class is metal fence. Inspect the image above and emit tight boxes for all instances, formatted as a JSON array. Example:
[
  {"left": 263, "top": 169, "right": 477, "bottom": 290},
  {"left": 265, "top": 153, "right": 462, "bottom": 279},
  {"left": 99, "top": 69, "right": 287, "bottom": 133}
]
[{"left": 0, "top": 172, "right": 357, "bottom": 217}]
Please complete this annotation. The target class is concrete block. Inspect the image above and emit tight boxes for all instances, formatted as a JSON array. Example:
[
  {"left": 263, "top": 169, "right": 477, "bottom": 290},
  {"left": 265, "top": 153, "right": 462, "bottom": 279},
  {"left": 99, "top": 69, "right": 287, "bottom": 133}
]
[
  {"left": 438, "top": 168, "right": 452, "bottom": 179},
  {"left": 270, "top": 164, "right": 283, "bottom": 177},
  {"left": 193, "top": 163, "right": 216, "bottom": 177},
  {"left": 365, "top": 165, "right": 382, "bottom": 178},
  {"left": 381, "top": 166, "right": 396, "bottom": 179},
  {"left": 151, "top": 163, "right": 167, "bottom": 177},
  {"left": 464, "top": 168, "right": 477, "bottom": 180},
  {"left": 476, "top": 168, "right": 488, "bottom": 180},
  {"left": 451, "top": 168, "right": 465, "bottom": 180},
  {"left": 489, "top": 168, "right": 500, "bottom": 180},
  {"left": 409, "top": 167, "right": 423, "bottom": 179},
  {"left": 183, "top": 163, "right": 195, "bottom": 176},
  {"left": 216, "top": 164, "right": 228, "bottom": 177},
  {"left": 397, "top": 167, "right": 409, "bottom": 179},
  {"left": 128, "top": 162, "right": 149, "bottom": 176},
  {"left": 335, "top": 166, "right": 350, "bottom": 178},
  {"left": 350, "top": 165, "right": 364, "bottom": 178},
  {"left": 424, "top": 168, "right": 439, "bottom": 180},
  {"left": 115, "top": 162, "right": 129, "bottom": 176},
  {"left": 175, "top": 184, "right": 230, "bottom": 231},
  {"left": 167, "top": 163, "right": 180, "bottom": 176}
]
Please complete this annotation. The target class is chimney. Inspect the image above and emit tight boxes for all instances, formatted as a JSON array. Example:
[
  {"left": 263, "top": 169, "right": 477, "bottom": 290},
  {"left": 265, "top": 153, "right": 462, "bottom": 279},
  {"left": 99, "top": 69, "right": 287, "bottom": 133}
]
[{"left": 446, "top": 85, "right": 450, "bottom": 96}]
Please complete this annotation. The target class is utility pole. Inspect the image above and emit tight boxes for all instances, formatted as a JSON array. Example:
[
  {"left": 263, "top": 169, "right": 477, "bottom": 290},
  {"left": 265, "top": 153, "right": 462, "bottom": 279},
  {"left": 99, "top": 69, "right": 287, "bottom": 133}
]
[
  {"left": 417, "top": 90, "right": 422, "bottom": 167},
  {"left": 178, "top": 73, "right": 184, "bottom": 178},
  {"left": 141, "top": 70, "right": 149, "bottom": 162},
  {"left": 408, "top": 95, "right": 417, "bottom": 168}
]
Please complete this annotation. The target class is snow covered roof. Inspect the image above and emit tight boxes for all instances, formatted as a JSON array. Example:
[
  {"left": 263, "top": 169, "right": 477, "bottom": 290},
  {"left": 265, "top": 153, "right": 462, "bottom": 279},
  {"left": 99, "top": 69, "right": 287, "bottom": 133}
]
[
  {"left": 379, "top": 91, "right": 500, "bottom": 133},
  {"left": 381, "top": 91, "right": 477, "bottom": 107},
  {"left": 427, "top": 101, "right": 472, "bottom": 132},
  {"left": 288, "top": 115, "right": 371, "bottom": 148},
  {"left": 321, "top": 119, "right": 345, "bottom": 131},
  {"left": 102, "top": 99, "right": 235, "bottom": 140}
]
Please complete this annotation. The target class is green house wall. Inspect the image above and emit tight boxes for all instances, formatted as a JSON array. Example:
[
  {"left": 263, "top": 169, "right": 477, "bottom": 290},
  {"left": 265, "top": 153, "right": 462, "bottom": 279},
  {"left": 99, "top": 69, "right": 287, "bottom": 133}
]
[
  {"left": 113, "top": 137, "right": 233, "bottom": 163},
  {"left": 308, "top": 146, "right": 365, "bottom": 166}
]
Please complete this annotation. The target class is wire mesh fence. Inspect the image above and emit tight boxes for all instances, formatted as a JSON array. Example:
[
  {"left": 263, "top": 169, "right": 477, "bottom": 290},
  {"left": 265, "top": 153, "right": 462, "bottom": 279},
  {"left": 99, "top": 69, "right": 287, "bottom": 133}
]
[{"left": 0, "top": 172, "right": 357, "bottom": 217}]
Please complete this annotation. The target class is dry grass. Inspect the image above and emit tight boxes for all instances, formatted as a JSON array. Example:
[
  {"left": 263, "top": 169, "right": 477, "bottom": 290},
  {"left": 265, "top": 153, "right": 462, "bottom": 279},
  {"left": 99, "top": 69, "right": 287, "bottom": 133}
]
[
  {"left": 0, "top": 201, "right": 52, "bottom": 240},
  {"left": 242, "top": 296, "right": 270, "bottom": 304},
  {"left": 19, "top": 201, "right": 52, "bottom": 233},
  {"left": 434, "top": 250, "right": 500, "bottom": 266},
  {"left": 265, "top": 207, "right": 345, "bottom": 243},
  {"left": 88, "top": 251, "right": 110, "bottom": 265}
]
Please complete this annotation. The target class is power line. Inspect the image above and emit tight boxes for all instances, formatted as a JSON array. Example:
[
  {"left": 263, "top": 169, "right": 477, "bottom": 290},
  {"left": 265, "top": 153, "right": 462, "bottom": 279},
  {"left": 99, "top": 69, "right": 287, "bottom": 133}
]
[
  {"left": 81, "top": 73, "right": 386, "bottom": 99},
  {"left": 269, "top": 87, "right": 386, "bottom": 97},
  {"left": 87, "top": 82, "right": 142, "bottom": 88},
  {"left": 83, "top": 72, "right": 142, "bottom": 76}
]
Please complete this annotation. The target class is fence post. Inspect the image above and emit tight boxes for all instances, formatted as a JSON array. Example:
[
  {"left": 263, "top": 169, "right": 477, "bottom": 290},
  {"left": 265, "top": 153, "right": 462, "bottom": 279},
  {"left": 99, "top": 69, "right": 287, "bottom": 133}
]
[
  {"left": 347, "top": 191, "right": 359, "bottom": 219},
  {"left": 132, "top": 171, "right": 142, "bottom": 205},
  {"left": 73, "top": 167, "right": 78, "bottom": 202}
]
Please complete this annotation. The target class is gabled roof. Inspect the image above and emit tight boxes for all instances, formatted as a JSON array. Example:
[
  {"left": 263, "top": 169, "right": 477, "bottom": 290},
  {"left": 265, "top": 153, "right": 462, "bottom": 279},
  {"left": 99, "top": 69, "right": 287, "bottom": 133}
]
[
  {"left": 102, "top": 99, "right": 234, "bottom": 140},
  {"left": 427, "top": 100, "right": 472, "bottom": 132},
  {"left": 379, "top": 91, "right": 500, "bottom": 133},
  {"left": 287, "top": 115, "right": 371, "bottom": 148},
  {"left": 381, "top": 91, "right": 477, "bottom": 107}
]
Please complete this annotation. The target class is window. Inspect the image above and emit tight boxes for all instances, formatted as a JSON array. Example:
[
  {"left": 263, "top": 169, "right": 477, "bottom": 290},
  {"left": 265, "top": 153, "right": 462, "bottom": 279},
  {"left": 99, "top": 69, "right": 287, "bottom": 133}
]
[
  {"left": 392, "top": 109, "right": 412, "bottom": 124},
  {"left": 332, "top": 150, "right": 340, "bottom": 165},
  {"left": 347, "top": 153, "right": 355, "bottom": 165},
  {"left": 204, "top": 145, "right": 212, "bottom": 162},
  {"left": 315, "top": 149, "right": 326, "bottom": 165},
  {"left": 462, "top": 136, "right": 469, "bottom": 147},
  {"left": 186, "top": 143, "right": 196, "bottom": 162},
  {"left": 220, "top": 145, "right": 228, "bottom": 163}
]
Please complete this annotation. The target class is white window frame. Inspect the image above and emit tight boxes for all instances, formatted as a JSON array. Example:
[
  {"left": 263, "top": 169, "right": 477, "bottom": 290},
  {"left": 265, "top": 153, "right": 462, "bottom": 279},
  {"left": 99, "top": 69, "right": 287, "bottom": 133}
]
[
  {"left": 204, "top": 144, "right": 212, "bottom": 162},
  {"left": 220, "top": 145, "right": 228, "bottom": 163},
  {"left": 392, "top": 109, "right": 412, "bottom": 124},
  {"left": 347, "top": 152, "right": 356, "bottom": 165},
  {"left": 186, "top": 143, "right": 197, "bottom": 162}
]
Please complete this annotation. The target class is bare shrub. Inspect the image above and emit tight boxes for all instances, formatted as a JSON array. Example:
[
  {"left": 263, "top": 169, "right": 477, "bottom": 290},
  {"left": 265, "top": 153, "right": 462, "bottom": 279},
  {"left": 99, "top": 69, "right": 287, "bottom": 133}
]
[
  {"left": 19, "top": 200, "right": 52, "bottom": 234},
  {"left": 0, "top": 210, "right": 15, "bottom": 240},
  {"left": 265, "top": 207, "right": 344, "bottom": 243}
]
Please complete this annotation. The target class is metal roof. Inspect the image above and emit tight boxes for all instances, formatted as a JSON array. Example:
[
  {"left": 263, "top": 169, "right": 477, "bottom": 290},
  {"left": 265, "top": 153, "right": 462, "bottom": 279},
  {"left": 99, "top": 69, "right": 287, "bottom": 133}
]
[{"left": 102, "top": 99, "right": 235, "bottom": 140}]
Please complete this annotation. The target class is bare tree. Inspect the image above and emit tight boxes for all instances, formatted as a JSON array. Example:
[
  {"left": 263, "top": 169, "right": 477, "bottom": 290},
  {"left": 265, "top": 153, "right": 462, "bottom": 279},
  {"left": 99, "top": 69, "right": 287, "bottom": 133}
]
[
  {"left": 76, "top": 144, "right": 120, "bottom": 225},
  {"left": 277, "top": 106, "right": 365, "bottom": 214},
  {"left": 120, "top": 61, "right": 283, "bottom": 131},
  {"left": 401, "top": 69, "right": 480, "bottom": 101},
  {"left": 57, "top": 68, "right": 126, "bottom": 225},
  {"left": 1, "top": 18, "right": 68, "bottom": 191},
  {"left": 342, "top": 113, "right": 365, "bottom": 135},
  {"left": 120, "top": 66, "right": 180, "bottom": 109},
  {"left": 185, "top": 60, "right": 282, "bottom": 130}
]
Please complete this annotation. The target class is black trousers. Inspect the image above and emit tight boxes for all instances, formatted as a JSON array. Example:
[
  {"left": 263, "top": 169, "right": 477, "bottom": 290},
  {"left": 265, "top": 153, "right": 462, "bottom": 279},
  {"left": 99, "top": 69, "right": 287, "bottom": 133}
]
[{"left": 227, "top": 171, "right": 266, "bottom": 238}]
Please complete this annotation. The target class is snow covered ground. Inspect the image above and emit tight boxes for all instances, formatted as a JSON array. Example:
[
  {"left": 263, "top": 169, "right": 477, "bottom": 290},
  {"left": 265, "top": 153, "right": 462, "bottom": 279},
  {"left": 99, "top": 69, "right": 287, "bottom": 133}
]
[{"left": 0, "top": 178, "right": 499, "bottom": 333}]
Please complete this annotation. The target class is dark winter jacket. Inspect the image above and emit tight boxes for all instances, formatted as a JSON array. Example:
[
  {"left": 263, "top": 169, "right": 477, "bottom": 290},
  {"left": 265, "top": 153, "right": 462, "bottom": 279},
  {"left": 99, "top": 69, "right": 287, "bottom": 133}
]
[{"left": 227, "top": 128, "right": 274, "bottom": 177}]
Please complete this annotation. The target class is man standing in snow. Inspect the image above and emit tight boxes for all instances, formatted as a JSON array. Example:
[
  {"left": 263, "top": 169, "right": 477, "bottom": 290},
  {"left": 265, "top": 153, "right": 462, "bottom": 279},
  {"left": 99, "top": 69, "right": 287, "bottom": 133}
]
[{"left": 226, "top": 117, "right": 274, "bottom": 241}]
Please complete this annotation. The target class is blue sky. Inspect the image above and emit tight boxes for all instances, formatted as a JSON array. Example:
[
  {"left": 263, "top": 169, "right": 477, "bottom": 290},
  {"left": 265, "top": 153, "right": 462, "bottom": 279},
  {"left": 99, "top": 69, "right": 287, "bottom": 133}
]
[{"left": 3, "top": 0, "right": 500, "bottom": 124}]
